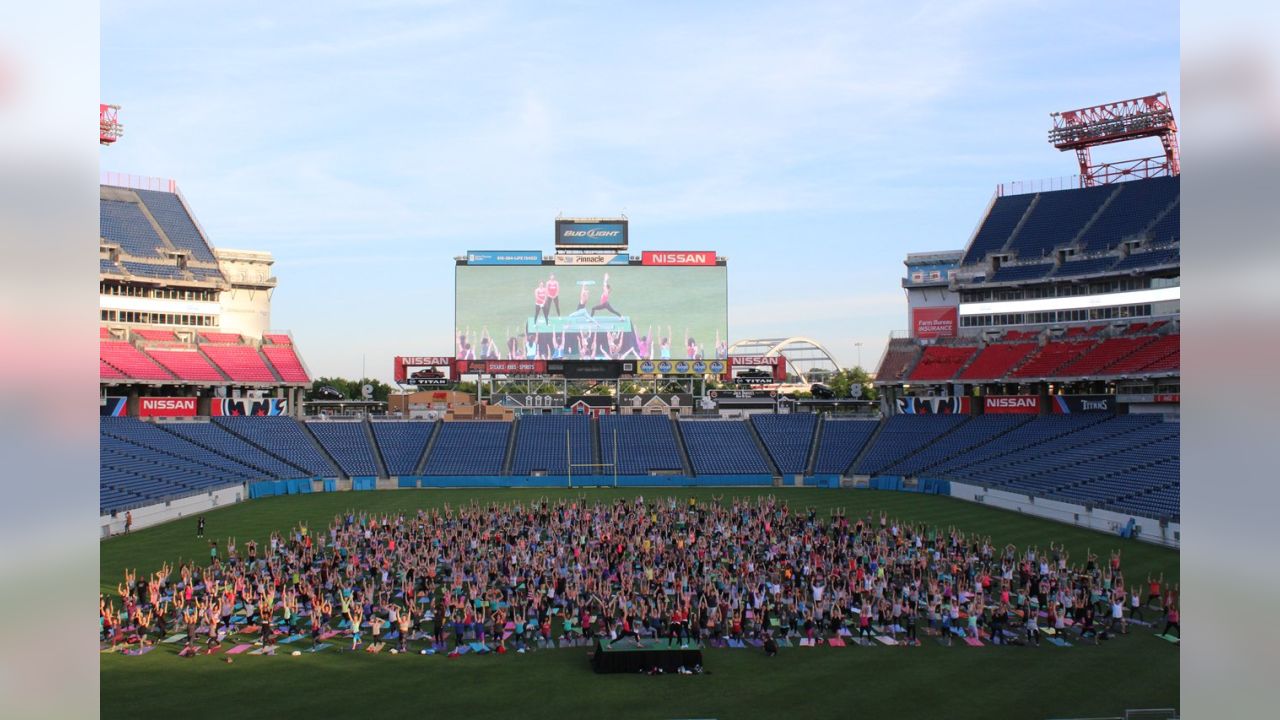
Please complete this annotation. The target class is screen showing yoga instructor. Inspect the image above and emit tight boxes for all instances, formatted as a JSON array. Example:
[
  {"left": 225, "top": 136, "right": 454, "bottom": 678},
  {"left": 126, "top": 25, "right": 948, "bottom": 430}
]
[{"left": 455, "top": 264, "right": 728, "bottom": 361}]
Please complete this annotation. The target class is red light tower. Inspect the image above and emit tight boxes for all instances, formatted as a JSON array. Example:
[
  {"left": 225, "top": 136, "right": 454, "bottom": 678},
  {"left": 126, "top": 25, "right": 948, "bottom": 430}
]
[
  {"left": 100, "top": 104, "right": 123, "bottom": 145},
  {"left": 1048, "top": 92, "right": 1179, "bottom": 187}
]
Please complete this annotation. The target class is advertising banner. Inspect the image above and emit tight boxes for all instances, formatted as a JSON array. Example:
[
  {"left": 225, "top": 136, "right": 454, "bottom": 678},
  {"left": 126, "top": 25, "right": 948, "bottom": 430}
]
[
  {"left": 553, "top": 253, "right": 629, "bottom": 266},
  {"left": 709, "top": 389, "right": 778, "bottom": 400},
  {"left": 466, "top": 250, "right": 543, "bottom": 266},
  {"left": 455, "top": 264, "right": 727, "bottom": 361},
  {"left": 984, "top": 395, "right": 1041, "bottom": 414},
  {"left": 906, "top": 264, "right": 958, "bottom": 284},
  {"left": 555, "top": 220, "right": 628, "bottom": 248},
  {"left": 726, "top": 356, "right": 787, "bottom": 380},
  {"left": 637, "top": 359, "right": 727, "bottom": 375},
  {"left": 641, "top": 251, "right": 716, "bottom": 267},
  {"left": 138, "top": 396, "right": 198, "bottom": 417},
  {"left": 100, "top": 396, "right": 127, "bottom": 417},
  {"left": 1050, "top": 395, "right": 1116, "bottom": 414},
  {"left": 395, "top": 356, "right": 455, "bottom": 383},
  {"left": 210, "top": 398, "right": 289, "bottom": 416},
  {"left": 912, "top": 306, "right": 959, "bottom": 339},
  {"left": 467, "top": 359, "right": 548, "bottom": 375},
  {"left": 896, "top": 396, "right": 971, "bottom": 414}
]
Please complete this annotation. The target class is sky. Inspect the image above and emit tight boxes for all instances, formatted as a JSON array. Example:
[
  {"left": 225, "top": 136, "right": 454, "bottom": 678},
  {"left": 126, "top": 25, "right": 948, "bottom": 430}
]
[{"left": 100, "top": 0, "right": 1178, "bottom": 382}]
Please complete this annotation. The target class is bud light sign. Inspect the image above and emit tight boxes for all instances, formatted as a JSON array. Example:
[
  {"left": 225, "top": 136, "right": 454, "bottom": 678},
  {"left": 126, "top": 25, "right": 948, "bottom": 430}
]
[{"left": 555, "top": 220, "right": 628, "bottom": 248}]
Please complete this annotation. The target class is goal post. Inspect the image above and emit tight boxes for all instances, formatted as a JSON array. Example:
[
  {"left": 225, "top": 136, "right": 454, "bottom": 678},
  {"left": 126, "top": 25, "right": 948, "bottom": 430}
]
[{"left": 567, "top": 426, "right": 618, "bottom": 488}]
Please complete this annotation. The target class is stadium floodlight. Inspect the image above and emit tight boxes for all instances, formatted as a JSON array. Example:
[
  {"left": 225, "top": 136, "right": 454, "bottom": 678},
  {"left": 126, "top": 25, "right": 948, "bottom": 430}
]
[
  {"left": 1048, "top": 92, "right": 1179, "bottom": 187},
  {"left": 100, "top": 104, "right": 123, "bottom": 145}
]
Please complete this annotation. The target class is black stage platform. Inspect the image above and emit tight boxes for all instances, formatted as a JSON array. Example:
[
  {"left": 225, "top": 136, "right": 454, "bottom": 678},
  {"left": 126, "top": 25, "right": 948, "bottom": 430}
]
[{"left": 591, "top": 638, "right": 704, "bottom": 674}]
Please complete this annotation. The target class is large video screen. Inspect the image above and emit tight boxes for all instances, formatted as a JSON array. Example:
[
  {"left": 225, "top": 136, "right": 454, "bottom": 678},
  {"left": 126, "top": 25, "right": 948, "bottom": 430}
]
[{"left": 455, "top": 264, "right": 728, "bottom": 361}]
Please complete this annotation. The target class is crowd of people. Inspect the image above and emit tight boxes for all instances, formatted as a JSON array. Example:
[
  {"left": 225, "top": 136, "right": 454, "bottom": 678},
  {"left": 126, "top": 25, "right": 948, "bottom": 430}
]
[{"left": 101, "top": 495, "right": 1180, "bottom": 658}]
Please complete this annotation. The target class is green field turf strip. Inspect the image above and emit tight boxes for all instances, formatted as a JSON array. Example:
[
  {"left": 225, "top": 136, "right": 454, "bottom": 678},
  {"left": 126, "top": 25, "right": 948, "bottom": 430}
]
[{"left": 101, "top": 489, "right": 1179, "bottom": 720}]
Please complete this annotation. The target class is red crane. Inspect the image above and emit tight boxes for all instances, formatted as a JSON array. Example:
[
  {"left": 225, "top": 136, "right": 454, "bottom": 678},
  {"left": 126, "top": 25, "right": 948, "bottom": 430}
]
[
  {"left": 100, "top": 104, "right": 123, "bottom": 145},
  {"left": 1048, "top": 92, "right": 1179, "bottom": 187}
]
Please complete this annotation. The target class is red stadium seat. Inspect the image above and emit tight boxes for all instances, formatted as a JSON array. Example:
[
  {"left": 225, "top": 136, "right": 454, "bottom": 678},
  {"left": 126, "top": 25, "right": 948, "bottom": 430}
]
[
  {"left": 147, "top": 348, "right": 227, "bottom": 382},
  {"left": 1010, "top": 340, "right": 1097, "bottom": 378},
  {"left": 202, "top": 345, "right": 276, "bottom": 382},
  {"left": 199, "top": 332, "right": 243, "bottom": 344},
  {"left": 100, "top": 341, "right": 175, "bottom": 381},
  {"left": 133, "top": 328, "right": 177, "bottom": 342},
  {"left": 1056, "top": 336, "right": 1156, "bottom": 377},
  {"left": 956, "top": 342, "right": 1036, "bottom": 381},
  {"left": 262, "top": 345, "right": 309, "bottom": 383},
  {"left": 908, "top": 345, "right": 978, "bottom": 381}
]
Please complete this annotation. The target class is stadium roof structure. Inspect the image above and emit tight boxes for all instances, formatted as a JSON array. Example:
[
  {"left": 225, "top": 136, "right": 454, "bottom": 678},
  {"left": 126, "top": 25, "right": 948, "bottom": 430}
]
[{"left": 728, "top": 337, "right": 841, "bottom": 385}]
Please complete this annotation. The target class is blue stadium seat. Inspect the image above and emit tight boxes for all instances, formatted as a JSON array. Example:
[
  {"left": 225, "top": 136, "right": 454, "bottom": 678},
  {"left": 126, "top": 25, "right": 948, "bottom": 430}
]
[
  {"left": 308, "top": 422, "right": 379, "bottom": 476},
  {"left": 750, "top": 414, "right": 816, "bottom": 474},
  {"left": 213, "top": 417, "right": 338, "bottom": 477},
  {"left": 813, "top": 419, "right": 879, "bottom": 474},
  {"left": 100, "top": 199, "right": 164, "bottom": 259},
  {"left": 133, "top": 189, "right": 218, "bottom": 262},
  {"left": 598, "top": 415, "right": 683, "bottom": 475},
  {"left": 422, "top": 422, "right": 510, "bottom": 475},
  {"left": 679, "top": 420, "right": 772, "bottom": 475},
  {"left": 371, "top": 422, "right": 434, "bottom": 476},
  {"left": 159, "top": 421, "right": 307, "bottom": 479},
  {"left": 855, "top": 415, "right": 968, "bottom": 475},
  {"left": 511, "top": 414, "right": 593, "bottom": 475},
  {"left": 961, "top": 193, "right": 1036, "bottom": 265}
]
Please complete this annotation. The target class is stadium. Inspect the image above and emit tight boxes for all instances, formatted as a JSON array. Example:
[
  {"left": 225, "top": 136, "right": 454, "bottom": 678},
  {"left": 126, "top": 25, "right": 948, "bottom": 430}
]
[{"left": 99, "top": 93, "right": 1180, "bottom": 719}]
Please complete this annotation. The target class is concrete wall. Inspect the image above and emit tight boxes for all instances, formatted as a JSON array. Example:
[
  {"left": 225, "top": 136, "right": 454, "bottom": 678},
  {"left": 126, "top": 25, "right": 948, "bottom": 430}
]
[
  {"left": 946, "top": 480, "right": 1180, "bottom": 548},
  {"left": 101, "top": 484, "right": 245, "bottom": 538}
]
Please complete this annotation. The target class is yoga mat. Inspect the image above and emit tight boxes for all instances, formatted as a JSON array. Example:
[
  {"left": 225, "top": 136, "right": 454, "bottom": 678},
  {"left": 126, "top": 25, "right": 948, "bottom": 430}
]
[
  {"left": 1156, "top": 634, "right": 1180, "bottom": 644},
  {"left": 934, "top": 638, "right": 953, "bottom": 647},
  {"left": 875, "top": 636, "right": 899, "bottom": 646},
  {"left": 827, "top": 637, "right": 846, "bottom": 647},
  {"left": 837, "top": 628, "right": 852, "bottom": 637},
  {"left": 162, "top": 633, "right": 186, "bottom": 644},
  {"left": 278, "top": 634, "right": 306, "bottom": 644},
  {"left": 708, "top": 638, "right": 726, "bottom": 648},
  {"left": 798, "top": 638, "right": 814, "bottom": 647},
  {"left": 455, "top": 645, "right": 470, "bottom": 655},
  {"left": 307, "top": 643, "right": 332, "bottom": 653},
  {"left": 853, "top": 638, "right": 875, "bottom": 647},
  {"left": 963, "top": 637, "right": 983, "bottom": 647},
  {"left": 1046, "top": 637, "right": 1072, "bottom": 647},
  {"left": 225, "top": 644, "right": 252, "bottom": 655},
  {"left": 728, "top": 639, "right": 745, "bottom": 648},
  {"left": 121, "top": 646, "right": 156, "bottom": 656},
  {"left": 746, "top": 639, "right": 764, "bottom": 648},
  {"left": 470, "top": 642, "right": 489, "bottom": 653},
  {"left": 776, "top": 637, "right": 793, "bottom": 647}
]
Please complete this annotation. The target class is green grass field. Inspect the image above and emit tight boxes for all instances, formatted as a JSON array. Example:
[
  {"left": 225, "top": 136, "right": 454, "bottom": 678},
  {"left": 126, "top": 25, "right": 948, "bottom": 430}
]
[{"left": 101, "top": 489, "right": 1179, "bottom": 720}]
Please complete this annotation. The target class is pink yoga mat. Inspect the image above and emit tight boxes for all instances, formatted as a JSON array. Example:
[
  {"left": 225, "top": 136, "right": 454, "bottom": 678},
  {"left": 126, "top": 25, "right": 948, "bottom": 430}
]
[
  {"left": 964, "top": 637, "right": 983, "bottom": 647},
  {"left": 827, "top": 637, "right": 846, "bottom": 647},
  {"left": 226, "top": 644, "right": 252, "bottom": 655}
]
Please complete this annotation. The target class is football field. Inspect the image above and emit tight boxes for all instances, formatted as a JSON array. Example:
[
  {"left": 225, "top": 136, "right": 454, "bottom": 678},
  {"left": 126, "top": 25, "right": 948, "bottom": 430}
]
[{"left": 101, "top": 489, "right": 1179, "bottom": 720}]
